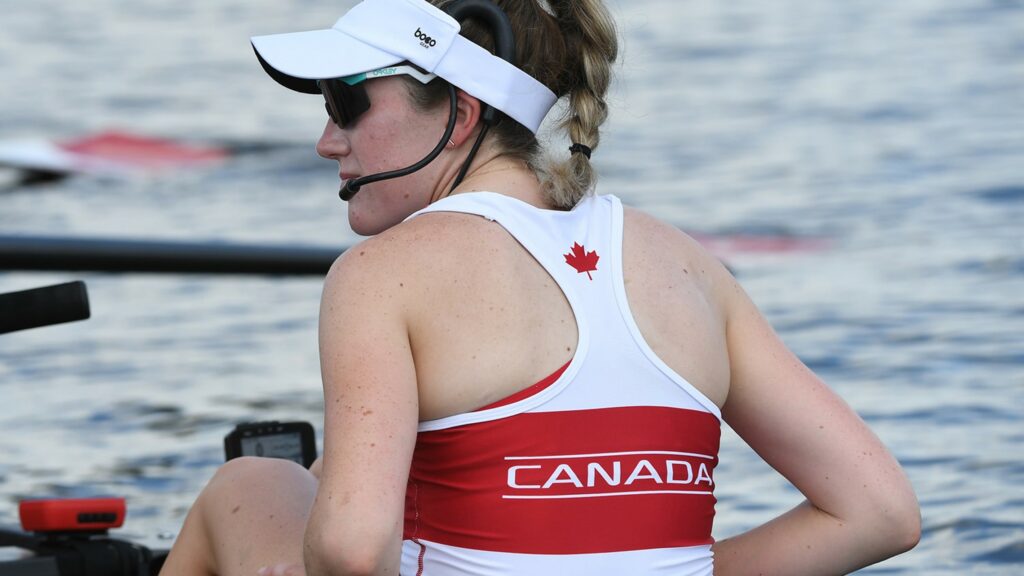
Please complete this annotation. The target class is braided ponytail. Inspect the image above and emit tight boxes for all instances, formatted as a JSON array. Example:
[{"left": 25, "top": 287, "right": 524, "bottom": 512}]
[
  {"left": 410, "top": 0, "right": 618, "bottom": 208},
  {"left": 543, "top": 0, "right": 618, "bottom": 208}
]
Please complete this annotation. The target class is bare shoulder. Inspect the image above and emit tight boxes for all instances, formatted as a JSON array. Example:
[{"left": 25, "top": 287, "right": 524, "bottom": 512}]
[
  {"left": 623, "top": 207, "right": 725, "bottom": 268},
  {"left": 321, "top": 210, "right": 524, "bottom": 353},
  {"left": 622, "top": 205, "right": 736, "bottom": 310},
  {"left": 620, "top": 205, "right": 736, "bottom": 407},
  {"left": 324, "top": 211, "right": 494, "bottom": 297}
]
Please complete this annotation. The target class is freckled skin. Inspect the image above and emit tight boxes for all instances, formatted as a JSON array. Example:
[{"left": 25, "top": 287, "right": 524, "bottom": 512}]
[{"left": 316, "top": 78, "right": 455, "bottom": 236}]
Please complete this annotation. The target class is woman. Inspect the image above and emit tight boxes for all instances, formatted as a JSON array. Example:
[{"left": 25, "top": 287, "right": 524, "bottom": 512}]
[{"left": 161, "top": 0, "right": 920, "bottom": 574}]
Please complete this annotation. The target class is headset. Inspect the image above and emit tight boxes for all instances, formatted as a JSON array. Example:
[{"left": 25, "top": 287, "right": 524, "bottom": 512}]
[{"left": 339, "top": 0, "right": 517, "bottom": 201}]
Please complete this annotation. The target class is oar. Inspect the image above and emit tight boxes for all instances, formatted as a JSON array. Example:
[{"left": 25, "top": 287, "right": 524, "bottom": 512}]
[{"left": 0, "top": 235, "right": 342, "bottom": 276}]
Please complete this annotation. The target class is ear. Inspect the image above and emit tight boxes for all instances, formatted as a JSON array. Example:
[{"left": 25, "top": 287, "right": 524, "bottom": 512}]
[{"left": 449, "top": 89, "right": 484, "bottom": 147}]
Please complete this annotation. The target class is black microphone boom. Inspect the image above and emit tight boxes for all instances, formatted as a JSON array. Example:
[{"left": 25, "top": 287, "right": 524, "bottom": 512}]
[{"left": 340, "top": 84, "right": 458, "bottom": 201}]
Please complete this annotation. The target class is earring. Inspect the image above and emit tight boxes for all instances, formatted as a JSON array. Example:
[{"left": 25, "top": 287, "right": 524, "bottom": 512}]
[{"left": 447, "top": 138, "right": 456, "bottom": 148}]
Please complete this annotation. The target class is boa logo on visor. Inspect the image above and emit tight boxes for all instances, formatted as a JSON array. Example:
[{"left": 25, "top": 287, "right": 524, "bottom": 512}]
[{"left": 414, "top": 27, "right": 437, "bottom": 48}]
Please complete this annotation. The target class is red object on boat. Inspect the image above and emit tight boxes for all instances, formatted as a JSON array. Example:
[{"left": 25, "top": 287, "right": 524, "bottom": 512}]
[{"left": 19, "top": 497, "right": 126, "bottom": 533}]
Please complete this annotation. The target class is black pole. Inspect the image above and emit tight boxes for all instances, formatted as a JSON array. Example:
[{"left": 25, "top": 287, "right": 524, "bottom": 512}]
[{"left": 0, "top": 235, "right": 343, "bottom": 276}]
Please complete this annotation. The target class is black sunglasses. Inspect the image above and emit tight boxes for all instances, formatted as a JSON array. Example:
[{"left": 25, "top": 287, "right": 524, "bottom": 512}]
[{"left": 318, "top": 65, "right": 438, "bottom": 128}]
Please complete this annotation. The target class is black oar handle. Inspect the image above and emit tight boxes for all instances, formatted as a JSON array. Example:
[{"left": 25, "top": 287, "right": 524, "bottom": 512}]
[{"left": 0, "top": 281, "right": 90, "bottom": 335}]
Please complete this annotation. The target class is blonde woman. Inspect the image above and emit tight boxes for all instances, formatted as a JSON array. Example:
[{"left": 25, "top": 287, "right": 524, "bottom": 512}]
[{"left": 161, "top": 0, "right": 920, "bottom": 574}]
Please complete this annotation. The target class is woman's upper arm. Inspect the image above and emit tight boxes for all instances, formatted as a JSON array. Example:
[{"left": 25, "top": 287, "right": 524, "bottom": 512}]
[
  {"left": 304, "top": 239, "right": 420, "bottom": 572},
  {"left": 719, "top": 271, "right": 918, "bottom": 530}
]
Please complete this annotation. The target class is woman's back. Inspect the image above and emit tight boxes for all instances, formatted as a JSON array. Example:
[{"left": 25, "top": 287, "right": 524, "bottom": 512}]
[
  {"left": 344, "top": 191, "right": 726, "bottom": 574},
  {"left": 368, "top": 194, "right": 731, "bottom": 421}
]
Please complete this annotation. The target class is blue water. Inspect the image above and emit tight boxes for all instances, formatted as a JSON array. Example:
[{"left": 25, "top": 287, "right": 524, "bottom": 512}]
[{"left": 1, "top": 0, "right": 1022, "bottom": 573}]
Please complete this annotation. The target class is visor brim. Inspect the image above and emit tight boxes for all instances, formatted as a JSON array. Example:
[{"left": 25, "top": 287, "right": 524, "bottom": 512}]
[{"left": 251, "top": 28, "right": 402, "bottom": 94}]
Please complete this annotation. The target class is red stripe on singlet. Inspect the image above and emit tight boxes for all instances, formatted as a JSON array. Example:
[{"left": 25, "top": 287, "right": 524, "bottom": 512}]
[{"left": 405, "top": 405, "right": 720, "bottom": 554}]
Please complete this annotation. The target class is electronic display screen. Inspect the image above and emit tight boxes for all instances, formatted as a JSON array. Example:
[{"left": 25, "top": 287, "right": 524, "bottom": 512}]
[{"left": 239, "top": 432, "right": 305, "bottom": 465}]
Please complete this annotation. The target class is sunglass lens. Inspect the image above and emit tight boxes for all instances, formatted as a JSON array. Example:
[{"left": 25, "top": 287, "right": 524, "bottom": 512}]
[{"left": 319, "top": 79, "right": 371, "bottom": 128}]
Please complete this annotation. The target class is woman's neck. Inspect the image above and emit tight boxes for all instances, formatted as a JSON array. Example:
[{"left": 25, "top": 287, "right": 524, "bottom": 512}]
[{"left": 433, "top": 148, "right": 553, "bottom": 210}]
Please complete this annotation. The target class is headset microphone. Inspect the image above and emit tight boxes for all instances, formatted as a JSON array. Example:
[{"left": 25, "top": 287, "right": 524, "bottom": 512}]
[{"left": 340, "top": 84, "right": 458, "bottom": 201}]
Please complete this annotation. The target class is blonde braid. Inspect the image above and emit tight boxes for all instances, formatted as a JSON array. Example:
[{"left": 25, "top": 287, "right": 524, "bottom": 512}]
[
  {"left": 415, "top": 0, "right": 618, "bottom": 209},
  {"left": 543, "top": 0, "right": 618, "bottom": 209}
]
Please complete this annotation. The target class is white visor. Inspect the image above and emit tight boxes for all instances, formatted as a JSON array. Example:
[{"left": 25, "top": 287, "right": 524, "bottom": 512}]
[{"left": 251, "top": 0, "right": 557, "bottom": 134}]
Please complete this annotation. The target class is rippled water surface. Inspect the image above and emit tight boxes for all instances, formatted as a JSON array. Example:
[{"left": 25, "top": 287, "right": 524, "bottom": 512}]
[{"left": 1, "top": 0, "right": 1022, "bottom": 573}]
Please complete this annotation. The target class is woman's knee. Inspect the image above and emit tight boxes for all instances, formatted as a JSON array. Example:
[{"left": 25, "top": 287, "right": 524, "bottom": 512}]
[
  {"left": 198, "top": 457, "right": 317, "bottom": 516},
  {"left": 210, "top": 456, "right": 309, "bottom": 484}
]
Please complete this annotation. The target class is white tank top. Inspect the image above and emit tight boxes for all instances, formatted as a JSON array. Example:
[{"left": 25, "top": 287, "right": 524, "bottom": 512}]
[{"left": 399, "top": 192, "right": 720, "bottom": 576}]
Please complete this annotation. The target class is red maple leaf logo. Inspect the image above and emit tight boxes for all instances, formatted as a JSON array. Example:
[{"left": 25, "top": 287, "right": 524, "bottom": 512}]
[{"left": 564, "top": 242, "right": 599, "bottom": 280}]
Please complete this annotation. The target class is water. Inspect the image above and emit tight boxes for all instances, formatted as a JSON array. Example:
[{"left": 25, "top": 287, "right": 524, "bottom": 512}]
[{"left": 1, "top": 0, "right": 1022, "bottom": 572}]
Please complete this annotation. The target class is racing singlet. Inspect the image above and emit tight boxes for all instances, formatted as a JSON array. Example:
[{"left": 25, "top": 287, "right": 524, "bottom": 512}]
[{"left": 400, "top": 192, "right": 721, "bottom": 575}]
